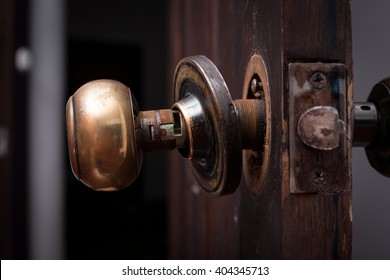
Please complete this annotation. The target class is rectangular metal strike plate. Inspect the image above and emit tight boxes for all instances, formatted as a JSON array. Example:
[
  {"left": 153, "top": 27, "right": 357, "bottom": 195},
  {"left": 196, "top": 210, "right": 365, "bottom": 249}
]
[{"left": 289, "top": 63, "right": 348, "bottom": 193}]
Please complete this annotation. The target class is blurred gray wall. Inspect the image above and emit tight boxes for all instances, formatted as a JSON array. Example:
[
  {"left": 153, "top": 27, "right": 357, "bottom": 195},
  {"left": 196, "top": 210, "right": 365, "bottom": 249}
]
[
  {"left": 29, "top": 0, "right": 65, "bottom": 259},
  {"left": 352, "top": 0, "right": 390, "bottom": 259}
]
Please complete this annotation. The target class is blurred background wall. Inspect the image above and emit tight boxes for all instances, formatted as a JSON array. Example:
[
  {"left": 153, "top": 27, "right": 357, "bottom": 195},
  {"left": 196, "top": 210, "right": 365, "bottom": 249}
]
[
  {"left": 0, "top": 0, "right": 389, "bottom": 259},
  {"left": 351, "top": 0, "right": 390, "bottom": 259}
]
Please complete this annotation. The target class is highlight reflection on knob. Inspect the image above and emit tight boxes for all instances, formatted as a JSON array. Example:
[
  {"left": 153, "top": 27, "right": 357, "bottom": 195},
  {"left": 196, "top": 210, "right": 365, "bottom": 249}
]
[{"left": 66, "top": 80, "right": 142, "bottom": 191}]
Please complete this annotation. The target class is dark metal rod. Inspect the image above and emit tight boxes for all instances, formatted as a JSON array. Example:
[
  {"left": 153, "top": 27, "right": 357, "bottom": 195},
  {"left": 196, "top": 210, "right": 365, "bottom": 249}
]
[{"left": 353, "top": 102, "right": 379, "bottom": 147}]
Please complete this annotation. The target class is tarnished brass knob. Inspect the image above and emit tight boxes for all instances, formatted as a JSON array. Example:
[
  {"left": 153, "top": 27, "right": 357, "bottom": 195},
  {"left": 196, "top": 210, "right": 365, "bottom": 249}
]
[
  {"left": 66, "top": 80, "right": 143, "bottom": 191},
  {"left": 66, "top": 80, "right": 180, "bottom": 192},
  {"left": 66, "top": 55, "right": 267, "bottom": 196}
]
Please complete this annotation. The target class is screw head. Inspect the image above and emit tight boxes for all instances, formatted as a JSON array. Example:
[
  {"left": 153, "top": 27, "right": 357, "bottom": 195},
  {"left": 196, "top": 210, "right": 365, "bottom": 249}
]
[
  {"left": 250, "top": 78, "right": 259, "bottom": 95},
  {"left": 310, "top": 72, "right": 327, "bottom": 89},
  {"left": 250, "top": 78, "right": 264, "bottom": 99}
]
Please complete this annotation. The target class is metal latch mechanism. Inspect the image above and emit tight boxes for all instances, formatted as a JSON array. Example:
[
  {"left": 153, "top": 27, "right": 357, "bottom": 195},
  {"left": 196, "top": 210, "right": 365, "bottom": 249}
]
[
  {"left": 289, "top": 63, "right": 390, "bottom": 193},
  {"left": 289, "top": 63, "right": 348, "bottom": 193}
]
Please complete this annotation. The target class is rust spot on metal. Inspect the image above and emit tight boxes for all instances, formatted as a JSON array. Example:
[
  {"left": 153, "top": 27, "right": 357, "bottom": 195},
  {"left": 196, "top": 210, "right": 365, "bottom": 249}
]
[{"left": 321, "top": 128, "right": 333, "bottom": 137}]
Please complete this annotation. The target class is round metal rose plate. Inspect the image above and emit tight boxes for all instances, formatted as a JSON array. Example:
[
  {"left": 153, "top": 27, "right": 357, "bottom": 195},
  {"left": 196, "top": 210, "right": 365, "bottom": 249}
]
[{"left": 173, "top": 55, "right": 242, "bottom": 197}]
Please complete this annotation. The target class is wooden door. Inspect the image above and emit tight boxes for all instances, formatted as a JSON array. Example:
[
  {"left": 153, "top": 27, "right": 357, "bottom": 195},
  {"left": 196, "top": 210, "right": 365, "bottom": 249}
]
[{"left": 168, "top": 0, "right": 352, "bottom": 259}]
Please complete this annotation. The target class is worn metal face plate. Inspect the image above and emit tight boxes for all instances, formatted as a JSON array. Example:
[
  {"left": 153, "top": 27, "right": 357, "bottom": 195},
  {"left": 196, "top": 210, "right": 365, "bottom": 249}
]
[{"left": 289, "top": 63, "right": 348, "bottom": 193}]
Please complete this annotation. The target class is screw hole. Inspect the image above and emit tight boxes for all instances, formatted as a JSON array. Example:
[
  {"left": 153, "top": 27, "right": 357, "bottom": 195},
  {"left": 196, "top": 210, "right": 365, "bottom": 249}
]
[{"left": 360, "top": 105, "right": 371, "bottom": 111}]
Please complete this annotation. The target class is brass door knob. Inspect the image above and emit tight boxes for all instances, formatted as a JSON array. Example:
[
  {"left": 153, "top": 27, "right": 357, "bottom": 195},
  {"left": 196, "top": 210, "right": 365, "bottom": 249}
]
[{"left": 66, "top": 55, "right": 266, "bottom": 196}]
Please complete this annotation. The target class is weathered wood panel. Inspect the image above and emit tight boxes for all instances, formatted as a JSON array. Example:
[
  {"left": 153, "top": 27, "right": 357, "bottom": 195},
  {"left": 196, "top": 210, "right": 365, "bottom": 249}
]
[{"left": 281, "top": 0, "right": 353, "bottom": 259}]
